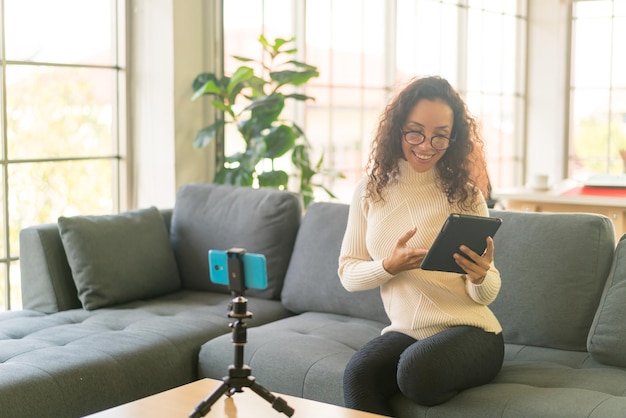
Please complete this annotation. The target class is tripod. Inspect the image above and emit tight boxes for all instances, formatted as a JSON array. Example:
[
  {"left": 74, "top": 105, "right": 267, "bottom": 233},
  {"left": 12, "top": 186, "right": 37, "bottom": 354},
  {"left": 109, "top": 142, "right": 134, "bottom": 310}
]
[{"left": 189, "top": 250, "right": 294, "bottom": 418}]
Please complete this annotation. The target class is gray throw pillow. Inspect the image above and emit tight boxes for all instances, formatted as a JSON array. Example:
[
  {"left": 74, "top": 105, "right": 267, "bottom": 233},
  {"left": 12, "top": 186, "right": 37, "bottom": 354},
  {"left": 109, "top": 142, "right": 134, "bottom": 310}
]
[
  {"left": 58, "top": 207, "right": 181, "bottom": 310},
  {"left": 588, "top": 235, "right": 626, "bottom": 366}
]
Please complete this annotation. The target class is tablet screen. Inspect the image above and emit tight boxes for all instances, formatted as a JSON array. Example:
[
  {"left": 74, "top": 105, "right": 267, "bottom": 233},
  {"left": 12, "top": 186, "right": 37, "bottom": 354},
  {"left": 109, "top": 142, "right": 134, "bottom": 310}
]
[{"left": 420, "top": 213, "right": 502, "bottom": 274}]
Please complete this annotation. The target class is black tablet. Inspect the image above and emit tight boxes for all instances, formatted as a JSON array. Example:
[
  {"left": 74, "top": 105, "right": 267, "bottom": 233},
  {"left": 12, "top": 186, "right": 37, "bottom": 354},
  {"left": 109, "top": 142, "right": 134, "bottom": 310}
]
[{"left": 420, "top": 213, "right": 502, "bottom": 274}]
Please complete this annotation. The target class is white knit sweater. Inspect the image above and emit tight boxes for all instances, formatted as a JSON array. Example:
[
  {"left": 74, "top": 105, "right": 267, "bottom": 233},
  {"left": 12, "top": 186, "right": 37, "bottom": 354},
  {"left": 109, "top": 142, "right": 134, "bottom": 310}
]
[{"left": 338, "top": 160, "right": 502, "bottom": 340}]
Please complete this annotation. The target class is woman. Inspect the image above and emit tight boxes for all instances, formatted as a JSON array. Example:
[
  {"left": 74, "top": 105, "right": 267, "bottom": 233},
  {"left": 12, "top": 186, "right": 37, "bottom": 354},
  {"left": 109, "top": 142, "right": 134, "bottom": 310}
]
[{"left": 338, "top": 76, "right": 504, "bottom": 416}]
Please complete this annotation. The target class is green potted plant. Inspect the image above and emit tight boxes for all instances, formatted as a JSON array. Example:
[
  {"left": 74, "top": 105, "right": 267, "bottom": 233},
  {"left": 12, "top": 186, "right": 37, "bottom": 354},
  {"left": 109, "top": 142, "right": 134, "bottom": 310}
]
[{"left": 191, "top": 35, "right": 340, "bottom": 207}]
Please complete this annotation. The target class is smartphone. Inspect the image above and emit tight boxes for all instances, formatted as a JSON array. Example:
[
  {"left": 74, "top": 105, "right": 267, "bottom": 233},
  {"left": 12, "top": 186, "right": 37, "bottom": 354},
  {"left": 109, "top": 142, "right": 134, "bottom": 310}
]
[{"left": 208, "top": 249, "right": 268, "bottom": 290}]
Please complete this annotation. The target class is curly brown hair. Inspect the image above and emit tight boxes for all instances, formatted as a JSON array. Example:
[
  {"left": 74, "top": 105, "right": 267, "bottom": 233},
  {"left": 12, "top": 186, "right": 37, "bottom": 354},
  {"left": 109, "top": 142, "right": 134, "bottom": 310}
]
[{"left": 365, "top": 76, "right": 487, "bottom": 210}]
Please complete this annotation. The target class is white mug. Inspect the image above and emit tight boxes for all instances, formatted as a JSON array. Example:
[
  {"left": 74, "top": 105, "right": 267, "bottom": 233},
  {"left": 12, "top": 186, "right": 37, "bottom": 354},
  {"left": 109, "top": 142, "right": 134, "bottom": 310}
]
[{"left": 530, "top": 174, "right": 549, "bottom": 190}]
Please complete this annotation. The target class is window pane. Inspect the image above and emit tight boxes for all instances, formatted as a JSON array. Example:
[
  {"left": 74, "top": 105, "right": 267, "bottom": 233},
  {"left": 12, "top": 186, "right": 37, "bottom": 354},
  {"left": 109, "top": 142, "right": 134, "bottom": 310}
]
[
  {"left": 362, "top": 1, "right": 386, "bottom": 87},
  {"left": 6, "top": 65, "right": 117, "bottom": 159},
  {"left": 610, "top": 89, "right": 626, "bottom": 173},
  {"left": 569, "top": 0, "right": 625, "bottom": 180},
  {"left": 10, "top": 262, "right": 22, "bottom": 311},
  {"left": 263, "top": 0, "right": 294, "bottom": 42},
  {"left": 572, "top": 16, "right": 612, "bottom": 88},
  {"left": 397, "top": 0, "right": 459, "bottom": 81},
  {"left": 0, "top": 264, "right": 6, "bottom": 311},
  {"left": 574, "top": 1, "right": 613, "bottom": 18},
  {"left": 570, "top": 89, "right": 611, "bottom": 178},
  {"left": 614, "top": 17, "right": 626, "bottom": 86},
  {"left": 223, "top": 2, "right": 263, "bottom": 72},
  {"left": 4, "top": 0, "right": 116, "bottom": 65},
  {"left": 331, "top": 0, "right": 365, "bottom": 86},
  {"left": 0, "top": 173, "right": 4, "bottom": 260},
  {"left": 8, "top": 160, "right": 115, "bottom": 255}
]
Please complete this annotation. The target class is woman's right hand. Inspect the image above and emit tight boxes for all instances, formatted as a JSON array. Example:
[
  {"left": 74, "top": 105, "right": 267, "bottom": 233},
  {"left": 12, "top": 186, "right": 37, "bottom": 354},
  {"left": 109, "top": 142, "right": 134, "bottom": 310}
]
[{"left": 382, "top": 227, "right": 428, "bottom": 275}]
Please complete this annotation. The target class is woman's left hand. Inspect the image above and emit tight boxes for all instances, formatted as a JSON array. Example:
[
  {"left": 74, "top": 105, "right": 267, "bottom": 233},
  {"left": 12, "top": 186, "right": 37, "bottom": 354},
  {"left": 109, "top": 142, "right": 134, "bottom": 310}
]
[{"left": 453, "top": 236, "right": 494, "bottom": 284}]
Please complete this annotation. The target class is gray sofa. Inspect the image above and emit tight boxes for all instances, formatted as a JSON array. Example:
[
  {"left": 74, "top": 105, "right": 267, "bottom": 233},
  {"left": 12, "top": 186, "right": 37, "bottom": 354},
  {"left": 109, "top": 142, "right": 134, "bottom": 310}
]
[
  {"left": 198, "top": 200, "right": 626, "bottom": 417},
  {"left": 3, "top": 183, "right": 626, "bottom": 417}
]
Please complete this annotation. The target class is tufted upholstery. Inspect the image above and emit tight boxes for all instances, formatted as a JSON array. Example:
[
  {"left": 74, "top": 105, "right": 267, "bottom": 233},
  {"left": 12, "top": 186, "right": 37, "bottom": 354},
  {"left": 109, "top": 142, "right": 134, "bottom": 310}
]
[
  {"left": 199, "top": 312, "right": 386, "bottom": 407},
  {"left": 391, "top": 344, "right": 626, "bottom": 417},
  {"left": 0, "top": 291, "right": 290, "bottom": 418}
]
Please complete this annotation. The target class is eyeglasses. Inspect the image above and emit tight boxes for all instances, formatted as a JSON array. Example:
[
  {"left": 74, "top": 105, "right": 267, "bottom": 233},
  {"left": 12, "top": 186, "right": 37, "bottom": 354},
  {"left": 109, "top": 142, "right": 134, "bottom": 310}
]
[{"left": 401, "top": 130, "right": 455, "bottom": 150}]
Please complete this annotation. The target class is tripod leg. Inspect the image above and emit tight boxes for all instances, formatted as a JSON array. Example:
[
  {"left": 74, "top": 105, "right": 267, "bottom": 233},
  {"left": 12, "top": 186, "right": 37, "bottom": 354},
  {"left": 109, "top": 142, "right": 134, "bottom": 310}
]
[
  {"left": 249, "top": 381, "right": 295, "bottom": 417},
  {"left": 188, "top": 381, "right": 231, "bottom": 418}
]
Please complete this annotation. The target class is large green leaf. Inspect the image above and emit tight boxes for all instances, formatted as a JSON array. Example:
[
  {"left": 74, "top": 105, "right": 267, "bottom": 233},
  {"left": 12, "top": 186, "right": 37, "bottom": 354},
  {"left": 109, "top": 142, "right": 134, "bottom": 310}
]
[
  {"left": 215, "top": 166, "right": 254, "bottom": 186},
  {"left": 232, "top": 55, "right": 255, "bottom": 63},
  {"left": 246, "top": 76, "right": 267, "bottom": 98},
  {"left": 284, "top": 93, "right": 315, "bottom": 102},
  {"left": 245, "top": 93, "right": 285, "bottom": 115},
  {"left": 227, "top": 67, "right": 254, "bottom": 98},
  {"left": 191, "top": 78, "right": 222, "bottom": 101},
  {"left": 258, "top": 170, "right": 289, "bottom": 188},
  {"left": 286, "top": 60, "right": 318, "bottom": 71},
  {"left": 258, "top": 34, "right": 272, "bottom": 49},
  {"left": 240, "top": 138, "right": 267, "bottom": 170},
  {"left": 239, "top": 93, "right": 286, "bottom": 137},
  {"left": 192, "top": 72, "right": 219, "bottom": 92},
  {"left": 193, "top": 120, "right": 224, "bottom": 148},
  {"left": 210, "top": 99, "right": 233, "bottom": 117},
  {"left": 263, "top": 125, "right": 296, "bottom": 159},
  {"left": 270, "top": 70, "right": 319, "bottom": 87}
]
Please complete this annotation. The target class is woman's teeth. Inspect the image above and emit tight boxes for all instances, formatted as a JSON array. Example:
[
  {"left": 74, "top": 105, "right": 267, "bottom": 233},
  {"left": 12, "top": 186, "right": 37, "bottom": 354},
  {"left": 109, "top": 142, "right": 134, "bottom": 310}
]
[{"left": 415, "top": 152, "right": 434, "bottom": 160}]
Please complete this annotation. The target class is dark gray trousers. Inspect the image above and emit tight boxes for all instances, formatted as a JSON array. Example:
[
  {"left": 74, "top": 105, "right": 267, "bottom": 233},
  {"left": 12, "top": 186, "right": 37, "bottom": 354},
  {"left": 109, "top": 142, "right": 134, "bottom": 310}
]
[{"left": 343, "top": 326, "right": 504, "bottom": 416}]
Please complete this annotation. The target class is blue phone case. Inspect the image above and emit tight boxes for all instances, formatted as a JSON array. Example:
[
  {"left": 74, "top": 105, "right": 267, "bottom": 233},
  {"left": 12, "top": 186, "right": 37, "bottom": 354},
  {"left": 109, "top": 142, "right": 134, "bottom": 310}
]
[{"left": 208, "top": 250, "right": 268, "bottom": 290}]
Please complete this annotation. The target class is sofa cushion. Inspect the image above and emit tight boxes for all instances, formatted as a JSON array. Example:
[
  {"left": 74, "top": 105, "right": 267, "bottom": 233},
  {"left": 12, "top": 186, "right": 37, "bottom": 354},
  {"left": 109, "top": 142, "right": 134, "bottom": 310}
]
[
  {"left": 391, "top": 344, "right": 626, "bottom": 418},
  {"left": 489, "top": 210, "right": 615, "bottom": 351},
  {"left": 170, "top": 183, "right": 301, "bottom": 300},
  {"left": 588, "top": 234, "right": 626, "bottom": 366},
  {"left": 281, "top": 202, "right": 388, "bottom": 323},
  {"left": 198, "top": 311, "right": 386, "bottom": 407},
  {"left": 58, "top": 207, "right": 180, "bottom": 310},
  {"left": 0, "top": 290, "right": 291, "bottom": 418}
]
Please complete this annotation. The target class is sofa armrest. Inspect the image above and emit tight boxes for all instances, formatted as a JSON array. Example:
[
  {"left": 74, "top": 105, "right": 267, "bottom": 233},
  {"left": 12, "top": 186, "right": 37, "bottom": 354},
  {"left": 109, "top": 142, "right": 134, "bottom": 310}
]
[
  {"left": 19, "top": 209, "right": 174, "bottom": 313},
  {"left": 20, "top": 224, "right": 81, "bottom": 313}
]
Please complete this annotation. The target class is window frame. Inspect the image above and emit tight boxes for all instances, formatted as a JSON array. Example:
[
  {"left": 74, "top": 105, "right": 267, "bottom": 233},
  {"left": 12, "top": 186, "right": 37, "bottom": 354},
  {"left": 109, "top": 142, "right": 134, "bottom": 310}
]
[{"left": 0, "top": 0, "right": 128, "bottom": 310}]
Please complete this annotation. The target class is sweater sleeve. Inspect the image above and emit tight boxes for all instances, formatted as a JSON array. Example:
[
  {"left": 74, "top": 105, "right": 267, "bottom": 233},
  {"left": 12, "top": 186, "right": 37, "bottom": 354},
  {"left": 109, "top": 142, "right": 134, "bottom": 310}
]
[
  {"left": 338, "top": 181, "right": 394, "bottom": 292},
  {"left": 464, "top": 191, "right": 502, "bottom": 305},
  {"left": 465, "top": 264, "right": 501, "bottom": 305}
]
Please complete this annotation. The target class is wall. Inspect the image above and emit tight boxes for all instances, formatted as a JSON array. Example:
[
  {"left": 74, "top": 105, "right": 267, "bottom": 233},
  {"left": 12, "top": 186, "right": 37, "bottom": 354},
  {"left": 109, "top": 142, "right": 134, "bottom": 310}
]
[{"left": 130, "top": 0, "right": 219, "bottom": 209}]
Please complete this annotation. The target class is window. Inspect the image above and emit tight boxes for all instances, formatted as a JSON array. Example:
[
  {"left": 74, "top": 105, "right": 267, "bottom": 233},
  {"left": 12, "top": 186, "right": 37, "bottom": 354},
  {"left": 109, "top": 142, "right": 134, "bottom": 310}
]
[
  {"left": 222, "top": 0, "right": 527, "bottom": 201},
  {"left": 569, "top": 0, "right": 626, "bottom": 179},
  {"left": 0, "top": 0, "right": 127, "bottom": 310}
]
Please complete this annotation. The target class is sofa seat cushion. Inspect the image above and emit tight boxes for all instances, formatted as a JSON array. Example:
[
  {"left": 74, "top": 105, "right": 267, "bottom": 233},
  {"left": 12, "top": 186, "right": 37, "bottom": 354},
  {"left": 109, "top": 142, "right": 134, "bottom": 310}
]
[
  {"left": 197, "top": 311, "right": 386, "bottom": 407},
  {"left": 58, "top": 207, "right": 181, "bottom": 310},
  {"left": 390, "top": 344, "right": 626, "bottom": 418},
  {"left": 0, "top": 290, "right": 291, "bottom": 418}
]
